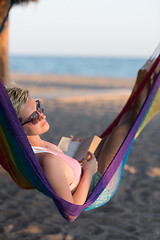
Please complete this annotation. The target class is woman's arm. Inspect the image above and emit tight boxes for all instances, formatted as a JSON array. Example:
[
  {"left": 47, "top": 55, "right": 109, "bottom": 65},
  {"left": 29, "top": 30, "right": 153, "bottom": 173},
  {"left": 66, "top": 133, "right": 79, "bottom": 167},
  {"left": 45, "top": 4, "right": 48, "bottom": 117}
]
[
  {"left": 39, "top": 152, "right": 97, "bottom": 205},
  {"left": 72, "top": 152, "right": 98, "bottom": 204}
]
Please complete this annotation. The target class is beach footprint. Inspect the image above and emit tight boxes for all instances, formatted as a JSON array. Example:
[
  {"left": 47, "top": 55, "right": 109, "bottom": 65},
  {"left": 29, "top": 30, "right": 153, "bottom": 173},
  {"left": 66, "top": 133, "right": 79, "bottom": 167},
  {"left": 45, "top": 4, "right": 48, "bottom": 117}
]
[
  {"left": 124, "top": 164, "right": 136, "bottom": 174},
  {"left": 147, "top": 167, "right": 160, "bottom": 177}
]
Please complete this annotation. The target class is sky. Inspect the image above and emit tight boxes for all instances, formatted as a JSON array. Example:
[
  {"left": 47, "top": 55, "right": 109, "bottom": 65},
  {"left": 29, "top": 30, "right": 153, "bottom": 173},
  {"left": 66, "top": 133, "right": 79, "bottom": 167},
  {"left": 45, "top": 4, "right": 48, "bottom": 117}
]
[{"left": 9, "top": 0, "right": 160, "bottom": 57}]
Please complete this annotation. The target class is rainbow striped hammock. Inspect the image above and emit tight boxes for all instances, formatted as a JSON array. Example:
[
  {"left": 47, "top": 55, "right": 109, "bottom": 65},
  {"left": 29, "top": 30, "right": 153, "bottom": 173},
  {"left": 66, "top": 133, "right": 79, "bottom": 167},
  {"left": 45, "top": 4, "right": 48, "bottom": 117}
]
[{"left": 0, "top": 55, "right": 160, "bottom": 222}]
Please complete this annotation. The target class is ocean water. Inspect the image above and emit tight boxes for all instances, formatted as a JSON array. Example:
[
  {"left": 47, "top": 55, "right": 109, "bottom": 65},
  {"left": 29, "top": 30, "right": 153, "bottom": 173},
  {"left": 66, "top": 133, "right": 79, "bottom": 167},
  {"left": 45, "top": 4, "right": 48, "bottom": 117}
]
[{"left": 10, "top": 56, "right": 147, "bottom": 78}]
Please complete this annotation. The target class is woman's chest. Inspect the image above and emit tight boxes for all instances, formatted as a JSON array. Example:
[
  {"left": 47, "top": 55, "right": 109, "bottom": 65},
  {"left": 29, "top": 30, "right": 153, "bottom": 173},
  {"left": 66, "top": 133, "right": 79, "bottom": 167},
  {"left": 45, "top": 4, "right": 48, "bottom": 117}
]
[{"left": 58, "top": 157, "right": 75, "bottom": 186}]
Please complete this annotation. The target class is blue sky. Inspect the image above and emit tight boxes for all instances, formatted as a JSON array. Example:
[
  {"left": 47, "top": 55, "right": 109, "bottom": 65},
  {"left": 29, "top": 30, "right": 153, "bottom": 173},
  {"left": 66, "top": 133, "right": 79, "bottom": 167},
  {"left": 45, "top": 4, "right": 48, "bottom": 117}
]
[{"left": 9, "top": 0, "right": 160, "bottom": 57}]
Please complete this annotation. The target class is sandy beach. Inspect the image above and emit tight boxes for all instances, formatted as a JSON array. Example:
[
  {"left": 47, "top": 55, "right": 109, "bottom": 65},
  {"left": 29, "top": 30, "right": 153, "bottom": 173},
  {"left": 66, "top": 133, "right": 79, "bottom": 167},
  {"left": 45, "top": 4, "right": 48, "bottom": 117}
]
[{"left": 0, "top": 73, "right": 160, "bottom": 240}]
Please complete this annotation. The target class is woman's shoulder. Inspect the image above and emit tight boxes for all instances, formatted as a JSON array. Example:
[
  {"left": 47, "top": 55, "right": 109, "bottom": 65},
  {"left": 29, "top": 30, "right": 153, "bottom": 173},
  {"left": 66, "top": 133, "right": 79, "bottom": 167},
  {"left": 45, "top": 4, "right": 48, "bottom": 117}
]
[{"left": 36, "top": 151, "right": 61, "bottom": 169}]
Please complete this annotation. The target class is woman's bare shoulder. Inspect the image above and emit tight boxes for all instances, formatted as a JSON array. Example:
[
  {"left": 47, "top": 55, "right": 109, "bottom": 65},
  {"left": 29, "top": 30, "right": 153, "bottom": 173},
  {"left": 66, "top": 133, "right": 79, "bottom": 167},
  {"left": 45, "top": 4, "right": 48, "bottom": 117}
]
[{"left": 35, "top": 152, "right": 61, "bottom": 169}]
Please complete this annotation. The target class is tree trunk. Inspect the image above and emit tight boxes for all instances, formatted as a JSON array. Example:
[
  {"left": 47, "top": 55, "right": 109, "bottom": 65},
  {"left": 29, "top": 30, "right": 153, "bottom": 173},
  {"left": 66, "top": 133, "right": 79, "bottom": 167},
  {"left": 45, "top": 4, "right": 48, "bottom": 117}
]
[{"left": 0, "top": 1, "right": 10, "bottom": 85}]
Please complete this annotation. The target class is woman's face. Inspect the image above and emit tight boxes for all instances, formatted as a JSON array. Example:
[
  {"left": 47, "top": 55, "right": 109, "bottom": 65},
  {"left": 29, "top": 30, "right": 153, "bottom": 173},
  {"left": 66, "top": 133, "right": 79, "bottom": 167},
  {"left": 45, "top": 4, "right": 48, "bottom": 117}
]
[{"left": 20, "top": 97, "right": 50, "bottom": 136}]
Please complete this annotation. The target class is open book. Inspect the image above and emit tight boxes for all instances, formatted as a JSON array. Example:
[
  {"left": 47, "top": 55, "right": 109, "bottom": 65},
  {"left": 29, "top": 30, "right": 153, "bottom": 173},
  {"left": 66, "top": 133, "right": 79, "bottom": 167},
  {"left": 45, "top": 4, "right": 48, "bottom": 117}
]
[{"left": 58, "top": 135, "right": 102, "bottom": 161}]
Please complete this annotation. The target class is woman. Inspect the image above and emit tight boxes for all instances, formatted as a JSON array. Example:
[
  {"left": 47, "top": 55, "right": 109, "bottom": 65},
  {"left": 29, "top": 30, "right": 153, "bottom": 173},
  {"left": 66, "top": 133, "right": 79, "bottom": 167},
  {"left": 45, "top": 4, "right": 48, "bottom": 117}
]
[{"left": 6, "top": 60, "right": 158, "bottom": 205}]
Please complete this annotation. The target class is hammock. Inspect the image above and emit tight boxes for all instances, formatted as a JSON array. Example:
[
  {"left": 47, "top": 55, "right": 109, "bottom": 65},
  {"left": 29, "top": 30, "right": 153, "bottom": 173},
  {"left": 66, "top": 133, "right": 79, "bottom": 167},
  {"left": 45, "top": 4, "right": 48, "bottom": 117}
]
[{"left": 0, "top": 52, "right": 160, "bottom": 222}]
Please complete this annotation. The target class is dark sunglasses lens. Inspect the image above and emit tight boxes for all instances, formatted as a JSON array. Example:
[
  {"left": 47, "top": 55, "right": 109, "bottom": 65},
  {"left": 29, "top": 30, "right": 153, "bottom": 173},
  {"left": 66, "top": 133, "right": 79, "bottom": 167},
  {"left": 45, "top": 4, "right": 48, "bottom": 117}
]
[
  {"left": 30, "top": 111, "right": 39, "bottom": 125},
  {"left": 36, "top": 100, "right": 44, "bottom": 113}
]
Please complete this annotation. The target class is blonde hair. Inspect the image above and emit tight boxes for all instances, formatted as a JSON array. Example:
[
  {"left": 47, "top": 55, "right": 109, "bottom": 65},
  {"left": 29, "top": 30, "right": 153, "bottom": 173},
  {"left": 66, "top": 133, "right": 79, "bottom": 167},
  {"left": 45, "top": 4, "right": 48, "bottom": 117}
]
[{"left": 6, "top": 87, "right": 29, "bottom": 122}]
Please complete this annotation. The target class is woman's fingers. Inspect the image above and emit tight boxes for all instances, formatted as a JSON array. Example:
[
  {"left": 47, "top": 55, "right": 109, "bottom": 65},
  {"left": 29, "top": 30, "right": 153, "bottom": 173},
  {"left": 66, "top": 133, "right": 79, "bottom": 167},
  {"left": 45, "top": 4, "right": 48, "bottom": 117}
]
[
  {"left": 82, "top": 153, "right": 98, "bottom": 175},
  {"left": 87, "top": 151, "right": 95, "bottom": 160},
  {"left": 70, "top": 135, "right": 85, "bottom": 142}
]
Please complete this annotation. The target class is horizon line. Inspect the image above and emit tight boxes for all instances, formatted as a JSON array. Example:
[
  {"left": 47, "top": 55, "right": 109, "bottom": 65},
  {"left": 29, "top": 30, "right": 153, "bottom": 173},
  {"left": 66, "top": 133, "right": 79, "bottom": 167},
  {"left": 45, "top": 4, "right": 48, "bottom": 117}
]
[{"left": 9, "top": 54, "right": 148, "bottom": 59}]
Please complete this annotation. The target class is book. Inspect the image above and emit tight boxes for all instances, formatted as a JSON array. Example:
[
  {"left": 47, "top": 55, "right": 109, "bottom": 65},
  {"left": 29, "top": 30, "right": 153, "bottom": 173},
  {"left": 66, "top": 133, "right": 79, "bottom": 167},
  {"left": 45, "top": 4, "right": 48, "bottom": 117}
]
[{"left": 58, "top": 135, "right": 102, "bottom": 161}]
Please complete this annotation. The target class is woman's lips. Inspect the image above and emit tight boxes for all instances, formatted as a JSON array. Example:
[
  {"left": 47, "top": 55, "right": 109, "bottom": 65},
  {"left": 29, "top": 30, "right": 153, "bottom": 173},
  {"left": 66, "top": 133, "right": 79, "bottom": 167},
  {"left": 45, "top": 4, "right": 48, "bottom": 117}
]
[{"left": 42, "top": 120, "right": 46, "bottom": 126}]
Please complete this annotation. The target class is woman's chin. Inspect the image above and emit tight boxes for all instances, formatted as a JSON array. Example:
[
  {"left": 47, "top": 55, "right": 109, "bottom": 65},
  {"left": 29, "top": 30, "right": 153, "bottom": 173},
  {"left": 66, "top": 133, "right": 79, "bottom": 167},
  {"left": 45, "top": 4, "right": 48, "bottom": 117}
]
[
  {"left": 47, "top": 123, "right": 50, "bottom": 131},
  {"left": 45, "top": 121, "right": 50, "bottom": 130},
  {"left": 41, "top": 121, "right": 50, "bottom": 133}
]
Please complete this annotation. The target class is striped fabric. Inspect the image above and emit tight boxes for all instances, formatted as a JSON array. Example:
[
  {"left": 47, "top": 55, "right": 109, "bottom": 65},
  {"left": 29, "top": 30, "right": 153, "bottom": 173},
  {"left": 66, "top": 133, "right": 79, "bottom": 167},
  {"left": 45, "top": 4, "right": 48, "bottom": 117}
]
[{"left": 0, "top": 56, "right": 159, "bottom": 222}]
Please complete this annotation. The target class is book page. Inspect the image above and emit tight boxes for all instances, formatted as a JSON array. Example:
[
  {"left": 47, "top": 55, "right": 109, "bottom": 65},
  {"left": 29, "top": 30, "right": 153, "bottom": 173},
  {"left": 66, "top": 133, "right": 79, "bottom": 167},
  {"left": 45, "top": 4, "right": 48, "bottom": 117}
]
[
  {"left": 74, "top": 136, "right": 101, "bottom": 161},
  {"left": 58, "top": 137, "right": 80, "bottom": 157},
  {"left": 58, "top": 135, "right": 101, "bottom": 161}
]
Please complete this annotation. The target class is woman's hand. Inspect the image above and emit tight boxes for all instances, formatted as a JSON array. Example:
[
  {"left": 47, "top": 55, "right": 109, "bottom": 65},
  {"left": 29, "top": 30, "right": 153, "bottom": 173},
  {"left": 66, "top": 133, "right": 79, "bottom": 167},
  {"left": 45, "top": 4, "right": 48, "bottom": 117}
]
[
  {"left": 82, "top": 152, "right": 98, "bottom": 177},
  {"left": 70, "top": 135, "right": 85, "bottom": 142}
]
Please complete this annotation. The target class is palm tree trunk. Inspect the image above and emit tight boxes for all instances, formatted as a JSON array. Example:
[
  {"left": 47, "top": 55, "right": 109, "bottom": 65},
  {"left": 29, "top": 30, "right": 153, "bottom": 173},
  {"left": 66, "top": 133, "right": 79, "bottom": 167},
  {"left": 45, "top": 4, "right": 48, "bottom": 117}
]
[{"left": 0, "top": 1, "right": 10, "bottom": 85}]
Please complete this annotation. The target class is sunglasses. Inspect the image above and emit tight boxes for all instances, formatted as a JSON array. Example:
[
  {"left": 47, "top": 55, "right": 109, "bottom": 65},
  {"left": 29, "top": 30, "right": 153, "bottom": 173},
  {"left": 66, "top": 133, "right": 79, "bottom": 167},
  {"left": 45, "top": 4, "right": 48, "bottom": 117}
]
[{"left": 22, "top": 100, "right": 44, "bottom": 126}]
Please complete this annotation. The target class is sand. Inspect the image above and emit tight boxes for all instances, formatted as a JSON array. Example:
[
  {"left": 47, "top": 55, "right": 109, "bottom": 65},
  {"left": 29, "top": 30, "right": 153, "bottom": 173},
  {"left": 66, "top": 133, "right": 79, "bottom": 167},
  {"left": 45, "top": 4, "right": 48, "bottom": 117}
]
[{"left": 0, "top": 73, "right": 160, "bottom": 240}]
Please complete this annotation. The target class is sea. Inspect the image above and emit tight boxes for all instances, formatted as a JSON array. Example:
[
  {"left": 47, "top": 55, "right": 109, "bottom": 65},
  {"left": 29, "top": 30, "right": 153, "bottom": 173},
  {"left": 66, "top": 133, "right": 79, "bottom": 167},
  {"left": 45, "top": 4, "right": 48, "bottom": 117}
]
[{"left": 10, "top": 56, "right": 147, "bottom": 79}]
